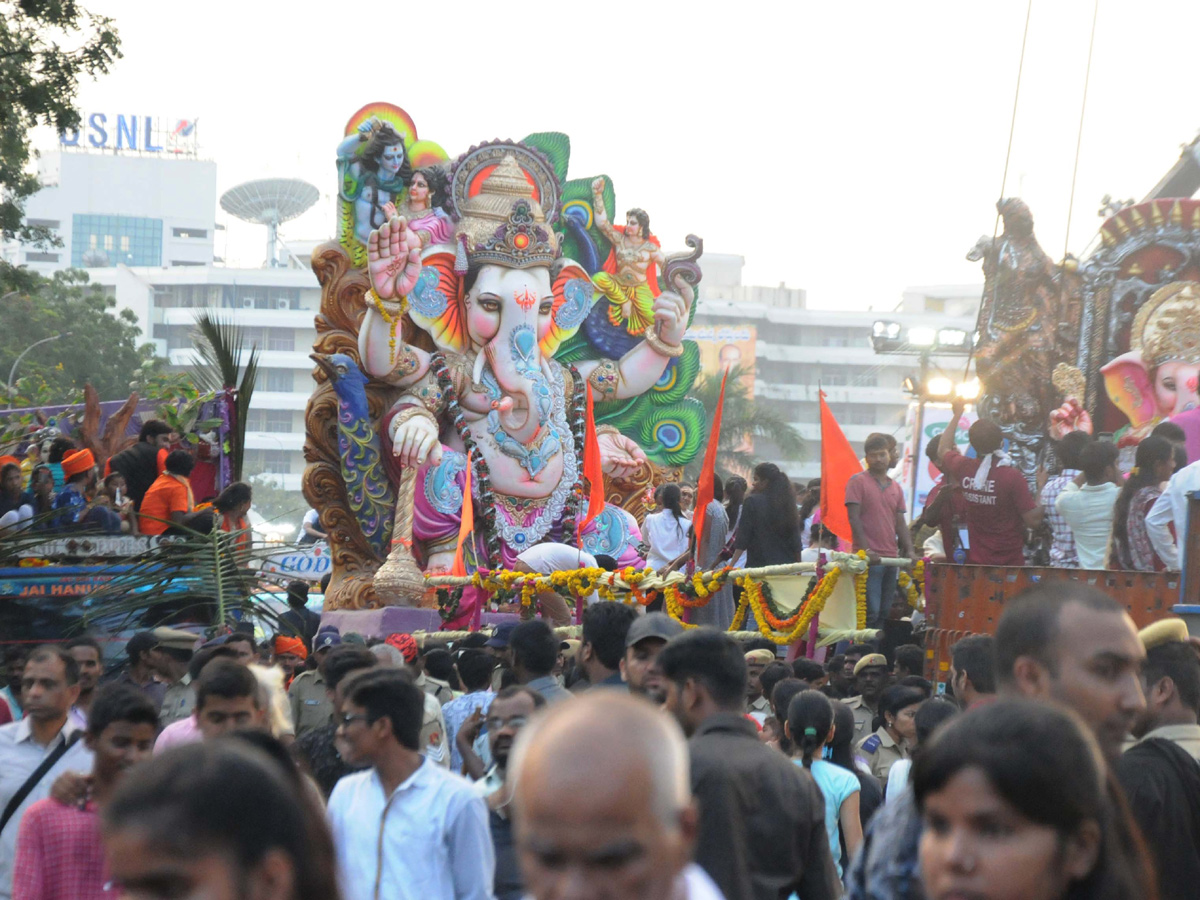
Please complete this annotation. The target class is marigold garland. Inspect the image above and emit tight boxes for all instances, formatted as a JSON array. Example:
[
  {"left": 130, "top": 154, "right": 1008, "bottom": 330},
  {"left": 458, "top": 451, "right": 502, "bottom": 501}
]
[
  {"left": 431, "top": 558, "right": 885, "bottom": 643},
  {"left": 897, "top": 559, "right": 925, "bottom": 611},
  {"left": 854, "top": 551, "right": 869, "bottom": 629}
]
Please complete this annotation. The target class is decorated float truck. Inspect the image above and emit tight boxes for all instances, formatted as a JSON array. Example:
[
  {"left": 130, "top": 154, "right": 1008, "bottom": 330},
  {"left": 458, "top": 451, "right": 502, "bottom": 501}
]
[
  {"left": 302, "top": 105, "right": 1200, "bottom": 671},
  {"left": 922, "top": 137, "right": 1200, "bottom": 685},
  {"left": 9, "top": 108, "right": 1200, "bottom": 673}
]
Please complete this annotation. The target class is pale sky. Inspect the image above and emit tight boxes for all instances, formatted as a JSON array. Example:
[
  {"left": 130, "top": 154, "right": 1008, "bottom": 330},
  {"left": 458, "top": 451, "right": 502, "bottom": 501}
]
[{"left": 37, "top": 0, "right": 1200, "bottom": 310}]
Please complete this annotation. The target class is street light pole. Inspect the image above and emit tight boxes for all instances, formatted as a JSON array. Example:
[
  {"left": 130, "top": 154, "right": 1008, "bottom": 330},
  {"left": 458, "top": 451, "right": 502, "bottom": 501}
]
[{"left": 8, "top": 332, "right": 72, "bottom": 394}]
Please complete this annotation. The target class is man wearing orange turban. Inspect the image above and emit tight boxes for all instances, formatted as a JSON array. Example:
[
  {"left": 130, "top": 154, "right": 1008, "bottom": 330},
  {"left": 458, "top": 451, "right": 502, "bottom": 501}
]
[
  {"left": 53, "top": 449, "right": 122, "bottom": 533},
  {"left": 273, "top": 635, "right": 308, "bottom": 687}
]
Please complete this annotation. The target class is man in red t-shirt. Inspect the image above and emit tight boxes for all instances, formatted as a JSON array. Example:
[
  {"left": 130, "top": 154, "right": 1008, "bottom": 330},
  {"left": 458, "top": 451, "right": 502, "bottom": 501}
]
[
  {"left": 913, "top": 435, "right": 969, "bottom": 559},
  {"left": 845, "top": 433, "right": 916, "bottom": 628},
  {"left": 937, "top": 398, "right": 1042, "bottom": 566}
]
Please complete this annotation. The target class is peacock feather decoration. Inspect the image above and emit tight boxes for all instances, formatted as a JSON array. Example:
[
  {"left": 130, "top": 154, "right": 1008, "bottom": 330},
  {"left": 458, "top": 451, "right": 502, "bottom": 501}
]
[
  {"left": 310, "top": 352, "right": 394, "bottom": 557},
  {"left": 521, "top": 131, "right": 707, "bottom": 469}
]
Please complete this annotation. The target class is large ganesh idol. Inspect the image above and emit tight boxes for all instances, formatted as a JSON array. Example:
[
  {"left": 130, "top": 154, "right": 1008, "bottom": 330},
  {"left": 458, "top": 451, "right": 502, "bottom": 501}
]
[{"left": 304, "top": 105, "right": 704, "bottom": 619}]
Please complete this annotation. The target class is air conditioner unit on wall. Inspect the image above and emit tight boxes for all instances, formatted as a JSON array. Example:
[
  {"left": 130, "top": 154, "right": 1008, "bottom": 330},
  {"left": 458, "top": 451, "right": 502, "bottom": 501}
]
[
  {"left": 276, "top": 298, "right": 289, "bottom": 309},
  {"left": 242, "top": 298, "right": 254, "bottom": 308}
]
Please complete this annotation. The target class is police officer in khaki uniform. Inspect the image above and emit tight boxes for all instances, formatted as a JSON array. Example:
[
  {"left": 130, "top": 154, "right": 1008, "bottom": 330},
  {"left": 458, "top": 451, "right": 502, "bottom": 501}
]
[
  {"left": 419, "top": 682, "right": 450, "bottom": 767},
  {"left": 846, "top": 653, "right": 890, "bottom": 739},
  {"left": 1132, "top": 618, "right": 1200, "bottom": 760},
  {"left": 855, "top": 683, "right": 924, "bottom": 787},
  {"left": 418, "top": 668, "right": 455, "bottom": 706},
  {"left": 288, "top": 631, "right": 341, "bottom": 739},
  {"left": 745, "top": 648, "right": 775, "bottom": 718},
  {"left": 150, "top": 627, "right": 199, "bottom": 728}
]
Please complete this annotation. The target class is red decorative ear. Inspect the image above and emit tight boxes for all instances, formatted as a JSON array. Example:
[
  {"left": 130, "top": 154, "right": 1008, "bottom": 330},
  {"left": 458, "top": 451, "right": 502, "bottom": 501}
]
[
  {"left": 409, "top": 251, "right": 469, "bottom": 352},
  {"left": 1100, "top": 350, "right": 1159, "bottom": 428}
]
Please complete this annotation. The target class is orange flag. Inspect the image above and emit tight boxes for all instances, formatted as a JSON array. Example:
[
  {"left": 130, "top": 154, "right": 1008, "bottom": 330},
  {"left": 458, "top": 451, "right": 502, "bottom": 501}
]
[
  {"left": 819, "top": 391, "right": 863, "bottom": 543},
  {"left": 451, "top": 450, "right": 474, "bottom": 576},
  {"left": 694, "top": 366, "right": 729, "bottom": 555},
  {"left": 579, "top": 384, "right": 605, "bottom": 533}
]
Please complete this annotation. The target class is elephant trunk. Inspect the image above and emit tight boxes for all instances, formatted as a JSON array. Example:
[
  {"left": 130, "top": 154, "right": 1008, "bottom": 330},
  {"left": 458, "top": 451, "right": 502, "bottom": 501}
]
[{"left": 486, "top": 322, "right": 552, "bottom": 447}]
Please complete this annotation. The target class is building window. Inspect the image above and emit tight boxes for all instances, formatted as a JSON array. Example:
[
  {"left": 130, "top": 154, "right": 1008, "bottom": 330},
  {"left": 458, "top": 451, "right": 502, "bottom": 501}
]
[
  {"left": 25, "top": 218, "right": 60, "bottom": 229},
  {"left": 244, "top": 450, "right": 290, "bottom": 475},
  {"left": 265, "top": 411, "right": 292, "bottom": 432},
  {"left": 166, "top": 326, "right": 193, "bottom": 350},
  {"left": 72, "top": 214, "right": 162, "bottom": 267},
  {"left": 263, "top": 369, "right": 293, "bottom": 392},
  {"left": 267, "top": 330, "right": 294, "bottom": 352},
  {"left": 244, "top": 410, "right": 292, "bottom": 433},
  {"left": 172, "top": 227, "right": 208, "bottom": 239},
  {"left": 222, "top": 286, "right": 300, "bottom": 309}
]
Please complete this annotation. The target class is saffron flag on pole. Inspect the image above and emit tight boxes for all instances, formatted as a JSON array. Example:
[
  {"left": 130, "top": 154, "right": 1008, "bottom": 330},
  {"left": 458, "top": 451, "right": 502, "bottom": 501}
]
[
  {"left": 819, "top": 390, "right": 863, "bottom": 543},
  {"left": 451, "top": 450, "right": 474, "bottom": 576},
  {"left": 579, "top": 384, "right": 605, "bottom": 533},
  {"left": 694, "top": 366, "right": 730, "bottom": 555}
]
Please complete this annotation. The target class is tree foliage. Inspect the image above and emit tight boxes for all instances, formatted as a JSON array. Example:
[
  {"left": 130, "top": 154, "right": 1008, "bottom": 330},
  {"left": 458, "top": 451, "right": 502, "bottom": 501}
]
[
  {"left": 0, "top": 268, "right": 157, "bottom": 404},
  {"left": 248, "top": 475, "right": 308, "bottom": 526},
  {"left": 684, "top": 364, "right": 805, "bottom": 482},
  {"left": 1, "top": 1, "right": 121, "bottom": 250}
]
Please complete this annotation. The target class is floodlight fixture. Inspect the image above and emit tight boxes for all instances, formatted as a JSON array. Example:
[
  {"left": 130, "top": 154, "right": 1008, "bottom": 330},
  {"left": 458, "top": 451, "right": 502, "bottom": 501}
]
[{"left": 907, "top": 327, "right": 937, "bottom": 347}]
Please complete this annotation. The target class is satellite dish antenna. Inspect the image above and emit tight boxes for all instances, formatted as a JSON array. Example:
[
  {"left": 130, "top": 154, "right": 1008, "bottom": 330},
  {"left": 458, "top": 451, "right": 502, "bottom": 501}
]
[{"left": 219, "top": 178, "right": 319, "bottom": 267}]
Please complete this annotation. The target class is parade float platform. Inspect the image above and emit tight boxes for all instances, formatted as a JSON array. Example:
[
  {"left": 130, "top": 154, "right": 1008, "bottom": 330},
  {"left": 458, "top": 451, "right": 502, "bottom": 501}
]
[{"left": 318, "top": 607, "right": 520, "bottom": 639}]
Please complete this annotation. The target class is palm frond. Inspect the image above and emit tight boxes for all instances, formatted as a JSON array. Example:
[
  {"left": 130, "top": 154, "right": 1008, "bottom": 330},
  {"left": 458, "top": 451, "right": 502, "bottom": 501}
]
[
  {"left": 232, "top": 347, "right": 259, "bottom": 481},
  {"left": 191, "top": 311, "right": 258, "bottom": 481},
  {"left": 685, "top": 364, "right": 805, "bottom": 479},
  {"left": 3, "top": 521, "right": 300, "bottom": 639},
  {"left": 191, "top": 312, "right": 245, "bottom": 393}
]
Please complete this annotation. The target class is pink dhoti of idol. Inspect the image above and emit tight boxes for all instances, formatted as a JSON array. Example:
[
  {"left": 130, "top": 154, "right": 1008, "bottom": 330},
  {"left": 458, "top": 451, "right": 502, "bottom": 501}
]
[{"left": 386, "top": 426, "right": 645, "bottom": 626}]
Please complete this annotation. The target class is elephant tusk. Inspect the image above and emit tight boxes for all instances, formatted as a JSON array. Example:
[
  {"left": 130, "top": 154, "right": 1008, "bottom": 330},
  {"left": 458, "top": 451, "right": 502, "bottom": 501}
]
[{"left": 472, "top": 350, "right": 488, "bottom": 390}]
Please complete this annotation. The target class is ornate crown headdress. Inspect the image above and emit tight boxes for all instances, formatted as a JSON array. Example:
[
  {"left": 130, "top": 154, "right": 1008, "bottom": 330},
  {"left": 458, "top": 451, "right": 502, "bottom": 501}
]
[
  {"left": 450, "top": 142, "right": 561, "bottom": 271},
  {"left": 1132, "top": 281, "right": 1200, "bottom": 367}
]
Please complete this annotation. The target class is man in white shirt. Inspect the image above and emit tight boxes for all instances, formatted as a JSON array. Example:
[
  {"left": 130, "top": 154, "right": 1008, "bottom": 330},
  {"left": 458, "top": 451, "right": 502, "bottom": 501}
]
[
  {"left": 511, "top": 690, "right": 724, "bottom": 900},
  {"left": 1055, "top": 441, "right": 1121, "bottom": 570},
  {"left": 327, "top": 668, "right": 493, "bottom": 900},
  {"left": 0, "top": 646, "right": 94, "bottom": 900},
  {"left": 1146, "top": 458, "right": 1200, "bottom": 571},
  {"left": 515, "top": 543, "right": 599, "bottom": 626}
]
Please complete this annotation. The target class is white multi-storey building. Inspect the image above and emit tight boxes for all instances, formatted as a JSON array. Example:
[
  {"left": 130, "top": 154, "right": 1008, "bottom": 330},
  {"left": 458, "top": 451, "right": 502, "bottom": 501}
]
[
  {"left": 1, "top": 149, "right": 216, "bottom": 274},
  {"left": 10, "top": 140, "right": 986, "bottom": 495},
  {"left": 87, "top": 263, "right": 320, "bottom": 491},
  {"left": 6, "top": 140, "right": 319, "bottom": 493},
  {"left": 693, "top": 254, "right": 981, "bottom": 480}
]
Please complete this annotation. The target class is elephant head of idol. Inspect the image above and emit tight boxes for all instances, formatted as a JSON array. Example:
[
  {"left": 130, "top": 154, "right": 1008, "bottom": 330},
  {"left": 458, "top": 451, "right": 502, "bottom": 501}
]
[{"left": 406, "top": 143, "right": 593, "bottom": 447}]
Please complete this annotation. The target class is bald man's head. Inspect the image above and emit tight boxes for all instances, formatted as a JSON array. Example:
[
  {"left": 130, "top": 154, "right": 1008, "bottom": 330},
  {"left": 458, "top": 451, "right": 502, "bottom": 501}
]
[{"left": 511, "top": 693, "right": 696, "bottom": 900}]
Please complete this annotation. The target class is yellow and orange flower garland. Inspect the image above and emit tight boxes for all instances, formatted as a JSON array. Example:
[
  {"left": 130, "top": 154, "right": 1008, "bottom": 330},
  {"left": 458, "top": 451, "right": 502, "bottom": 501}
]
[
  {"left": 437, "top": 553, "right": 909, "bottom": 642},
  {"left": 725, "top": 566, "right": 842, "bottom": 645},
  {"left": 461, "top": 566, "right": 665, "bottom": 609},
  {"left": 897, "top": 559, "right": 925, "bottom": 610},
  {"left": 854, "top": 550, "right": 869, "bottom": 629}
]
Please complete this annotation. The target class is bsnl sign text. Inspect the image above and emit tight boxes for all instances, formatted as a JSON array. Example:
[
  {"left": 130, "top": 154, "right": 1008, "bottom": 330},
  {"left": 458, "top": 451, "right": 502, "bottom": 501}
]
[{"left": 59, "top": 114, "right": 199, "bottom": 154}]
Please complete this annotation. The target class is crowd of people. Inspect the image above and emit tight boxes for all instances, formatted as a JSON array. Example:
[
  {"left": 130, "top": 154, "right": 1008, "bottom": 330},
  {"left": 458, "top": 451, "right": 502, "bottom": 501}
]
[
  {"left": 911, "top": 397, "right": 1198, "bottom": 575},
  {"left": 3, "top": 397, "right": 1199, "bottom": 900},
  {"left": 0, "top": 419, "right": 254, "bottom": 538},
  {"left": 0, "top": 574, "right": 1194, "bottom": 900}
]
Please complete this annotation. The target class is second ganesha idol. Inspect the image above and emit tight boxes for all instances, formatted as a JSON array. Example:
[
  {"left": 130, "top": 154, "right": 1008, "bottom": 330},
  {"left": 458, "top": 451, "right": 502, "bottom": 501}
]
[{"left": 315, "top": 103, "right": 705, "bottom": 616}]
